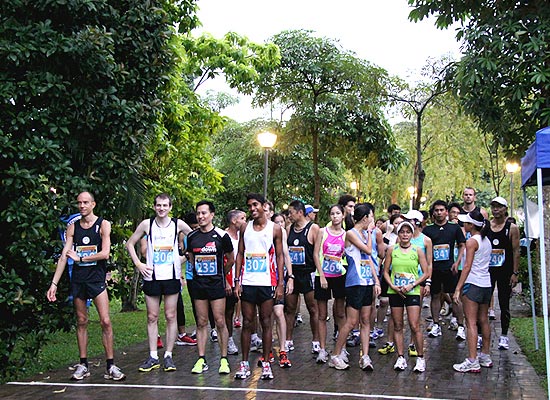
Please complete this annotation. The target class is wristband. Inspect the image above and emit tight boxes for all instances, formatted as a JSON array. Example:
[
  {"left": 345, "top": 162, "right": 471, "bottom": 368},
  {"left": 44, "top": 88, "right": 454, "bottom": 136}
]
[
  {"left": 425, "top": 282, "right": 431, "bottom": 286},
  {"left": 287, "top": 274, "right": 295, "bottom": 280},
  {"left": 234, "top": 278, "right": 240, "bottom": 283},
  {"left": 51, "top": 281, "right": 57, "bottom": 287},
  {"left": 513, "top": 271, "right": 520, "bottom": 276}
]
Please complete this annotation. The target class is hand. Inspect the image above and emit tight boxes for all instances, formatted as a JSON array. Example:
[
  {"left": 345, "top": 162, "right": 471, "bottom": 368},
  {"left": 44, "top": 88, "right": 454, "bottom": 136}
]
[
  {"left": 47, "top": 285, "right": 57, "bottom": 302},
  {"left": 286, "top": 279, "right": 294, "bottom": 295},
  {"left": 451, "top": 263, "right": 459, "bottom": 274},
  {"left": 66, "top": 249, "right": 79, "bottom": 262},
  {"left": 233, "top": 283, "right": 241, "bottom": 299},
  {"left": 138, "top": 262, "right": 153, "bottom": 279},
  {"left": 225, "top": 285, "right": 233, "bottom": 296},
  {"left": 510, "top": 274, "right": 518, "bottom": 287},
  {"left": 396, "top": 286, "right": 406, "bottom": 299},
  {"left": 421, "top": 285, "right": 431, "bottom": 297},
  {"left": 452, "top": 290, "right": 461, "bottom": 304},
  {"left": 374, "top": 284, "right": 381, "bottom": 297},
  {"left": 320, "top": 276, "right": 328, "bottom": 290},
  {"left": 274, "top": 284, "right": 284, "bottom": 301}
]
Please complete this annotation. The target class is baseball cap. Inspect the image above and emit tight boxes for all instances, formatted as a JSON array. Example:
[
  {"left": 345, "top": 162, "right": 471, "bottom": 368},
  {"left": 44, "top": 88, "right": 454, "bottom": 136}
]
[
  {"left": 458, "top": 212, "right": 484, "bottom": 227},
  {"left": 490, "top": 196, "right": 508, "bottom": 207},
  {"left": 305, "top": 205, "right": 319, "bottom": 214},
  {"left": 402, "top": 209, "right": 424, "bottom": 223}
]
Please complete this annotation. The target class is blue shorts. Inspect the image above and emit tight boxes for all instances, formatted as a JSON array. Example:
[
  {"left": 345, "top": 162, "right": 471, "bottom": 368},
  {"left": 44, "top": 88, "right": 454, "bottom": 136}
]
[{"left": 463, "top": 283, "right": 492, "bottom": 304}]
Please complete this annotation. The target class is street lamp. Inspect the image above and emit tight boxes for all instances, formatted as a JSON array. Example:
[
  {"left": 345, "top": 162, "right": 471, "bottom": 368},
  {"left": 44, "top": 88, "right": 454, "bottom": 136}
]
[
  {"left": 506, "top": 161, "right": 520, "bottom": 217},
  {"left": 350, "top": 181, "right": 358, "bottom": 200},
  {"left": 257, "top": 131, "right": 277, "bottom": 199},
  {"left": 407, "top": 186, "right": 416, "bottom": 211}
]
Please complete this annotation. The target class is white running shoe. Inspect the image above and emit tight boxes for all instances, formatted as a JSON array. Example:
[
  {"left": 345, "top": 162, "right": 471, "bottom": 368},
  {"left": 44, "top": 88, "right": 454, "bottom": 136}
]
[
  {"left": 316, "top": 348, "right": 328, "bottom": 364},
  {"left": 227, "top": 337, "right": 239, "bottom": 355},
  {"left": 234, "top": 361, "right": 251, "bottom": 379},
  {"left": 285, "top": 339, "right": 295, "bottom": 352},
  {"left": 453, "top": 358, "right": 481, "bottom": 373},
  {"left": 428, "top": 324, "right": 442, "bottom": 337},
  {"left": 328, "top": 355, "right": 349, "bottom": 370},
  {"left": 413, "top": 357, "right": 426, "bottom": 373},
  {"left": 488, "top": 309, "right": 496, "bottom": 320},
  {"left": 311, "top": 341, "right": 321, "bottom": 354},
  {"left": 340, "top": 348, "right": 350, "bottom": 363},
  {"left": 477, "top": 335, "right": 483, "bottom": 350},
  {"left": 478, "top": 352, "right": 493, "bottom": 368},
  {"left": 448, "top": 317, "right": 459, "bottom": 331},
  {"left": 393, "top": 356, "right": 407, "bottom": 371},
  {"left": 359, "top": 354, "right": 374, "bottom": 371},
  {"left": 498, "top": 335, "right": 510, "bottom": 350},
  {"left": 456, "top": 326, "right": 466, "bottom": 341}
]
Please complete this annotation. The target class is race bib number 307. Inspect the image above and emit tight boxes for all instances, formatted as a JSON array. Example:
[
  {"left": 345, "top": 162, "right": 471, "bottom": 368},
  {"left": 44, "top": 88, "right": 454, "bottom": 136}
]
[{"left": 245, "top": 253, "right": 268, "bottom": 273}]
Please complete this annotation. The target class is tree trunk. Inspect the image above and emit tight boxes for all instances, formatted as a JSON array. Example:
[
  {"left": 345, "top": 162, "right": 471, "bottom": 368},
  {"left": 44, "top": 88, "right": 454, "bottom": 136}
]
[
  {"left": 312, "top": 126, "right": 320, "bottom": 207},
  {"left": 414, "top": 112, "right": 424, "bottom": 210},
  {"left": 121, "top": 269, "right": 141, "bottom": 312}
]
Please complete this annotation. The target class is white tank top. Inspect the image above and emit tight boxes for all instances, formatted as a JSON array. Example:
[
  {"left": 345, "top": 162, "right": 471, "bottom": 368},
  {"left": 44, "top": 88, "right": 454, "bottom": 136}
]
[
  {"left": 146, "top": 219, "right": 181, "bottom": 281},
  {"left": 465, "top": 234, "right": 492, "bottom": 288},
  {"left": 242, "top": 220, "right": 276, "bottom": 286}
]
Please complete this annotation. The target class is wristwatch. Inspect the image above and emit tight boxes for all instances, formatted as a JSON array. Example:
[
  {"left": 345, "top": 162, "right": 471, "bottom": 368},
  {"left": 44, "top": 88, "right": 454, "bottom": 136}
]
[
  {"left": 288, "top": 274, "right": 295, "bottom": 280},
  {"left": 513, "top": 271, "right": 520, "bottom": 276}
]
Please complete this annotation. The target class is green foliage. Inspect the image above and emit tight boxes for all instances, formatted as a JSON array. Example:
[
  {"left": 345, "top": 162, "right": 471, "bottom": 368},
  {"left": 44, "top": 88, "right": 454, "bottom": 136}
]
[
  {"left": 510, "top": 317, "right": 548, "bottom": 390},
  {"left": 0, "top": 0, "right": 199, "bottom": 380},
  {"left": 408, "top": 0, "right": 550, "bottom": 155}
]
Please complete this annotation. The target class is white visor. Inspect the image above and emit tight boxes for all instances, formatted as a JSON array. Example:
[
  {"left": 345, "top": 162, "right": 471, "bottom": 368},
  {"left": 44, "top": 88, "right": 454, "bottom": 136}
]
[{"left": 458, "top": 213, "right": 484, "bottom": 227}]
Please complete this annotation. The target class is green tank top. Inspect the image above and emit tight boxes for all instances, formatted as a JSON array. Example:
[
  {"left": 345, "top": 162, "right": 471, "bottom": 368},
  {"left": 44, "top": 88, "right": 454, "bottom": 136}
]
[{"left": 387, "top": 244, "right": 420, "bottom": 296}]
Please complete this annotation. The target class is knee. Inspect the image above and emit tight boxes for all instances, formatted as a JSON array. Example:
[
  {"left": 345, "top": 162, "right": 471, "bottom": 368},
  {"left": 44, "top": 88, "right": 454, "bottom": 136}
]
[{"left": 393, "top": 322, "right": 404, "bottom": 333}]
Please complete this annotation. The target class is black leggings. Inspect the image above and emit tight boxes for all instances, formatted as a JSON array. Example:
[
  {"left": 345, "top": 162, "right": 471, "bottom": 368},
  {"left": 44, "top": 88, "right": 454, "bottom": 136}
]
[{"left": 490, "top": 267, "right": 513, "bottom": 335}]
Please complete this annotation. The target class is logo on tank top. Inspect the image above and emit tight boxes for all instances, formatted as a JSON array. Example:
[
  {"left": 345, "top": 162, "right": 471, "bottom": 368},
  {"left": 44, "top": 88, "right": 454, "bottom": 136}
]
[
  {"left": 82, "top": 236, "right": 90, "bottom": 244},
  {"left": 492, "top": 239, "right": 500, "bottom": 246},
  {"left": 293, "top": 239, "right": 299, "bottom": 246}
]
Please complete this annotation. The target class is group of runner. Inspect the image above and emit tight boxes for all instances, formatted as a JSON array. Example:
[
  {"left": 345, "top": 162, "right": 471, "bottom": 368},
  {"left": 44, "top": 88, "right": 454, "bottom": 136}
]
[{"left": 48, "top": 187, "right": 520, "bottom": 381}]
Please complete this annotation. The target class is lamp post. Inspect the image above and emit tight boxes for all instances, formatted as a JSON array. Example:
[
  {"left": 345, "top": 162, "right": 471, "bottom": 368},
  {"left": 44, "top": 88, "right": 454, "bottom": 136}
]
[
  {"left": 350, "top": 181, "right": 358, "bottom": 200},
  {"left": 257, "top": 131, "right": 277, "bottom": 199},
  {"left": 407, "top": 186, "right": 416, "bottom": 210},
  {"left": 506, "top": 161, "right": 520, "bottom": 217}
]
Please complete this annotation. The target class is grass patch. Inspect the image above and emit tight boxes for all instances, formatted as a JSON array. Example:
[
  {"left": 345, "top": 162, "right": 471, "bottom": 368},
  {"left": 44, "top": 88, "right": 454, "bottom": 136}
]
[
  {"left": 511, "top": 316, "right": 548, "bottom": 391},
  {"left": 16, "top": 291, "right": 195, "bottom": 381}
]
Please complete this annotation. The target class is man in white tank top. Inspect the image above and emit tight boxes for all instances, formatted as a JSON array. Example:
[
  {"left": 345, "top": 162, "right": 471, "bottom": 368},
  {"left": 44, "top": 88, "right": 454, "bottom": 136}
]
[{"left": 234, "top": 193, "right": 285, "bottom": 380}]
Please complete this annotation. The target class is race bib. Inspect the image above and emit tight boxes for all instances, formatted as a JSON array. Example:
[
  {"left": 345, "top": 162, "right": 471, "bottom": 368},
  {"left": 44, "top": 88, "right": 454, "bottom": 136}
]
[
  {"left": 322, "top": 255, "right": 342, "bottom": 276},
  {"left": 489, "top": 249, "right": 505, "bottom": 267},
  {"left": 153, "top": 245, "right": 174, "bottom": 266},
  {"left": 394, "top": 272, "right": 415, "bottom": 287},
  {"left": 289, "top": 246, "right": 305, "bottom": 265},
  {"left": 245, "top": 253, "right": 268, "bottom": 273},
  {"left": 433, "top": 244, "right": 450, "bottom": 261},
  {"left": 195, "top": 255, "right": 217, "bottom": 276},
  {"left": 360, "top": 256, "right": 373, "bottom": 280},
  {"left": 76, "top": 245, "right": 97, "bottom": 266}
]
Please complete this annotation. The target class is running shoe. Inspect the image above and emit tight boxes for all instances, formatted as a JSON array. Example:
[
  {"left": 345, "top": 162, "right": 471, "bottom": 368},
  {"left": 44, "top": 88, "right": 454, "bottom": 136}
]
[
  {"left": 359, "top": 354, "right": 374, "bottom": 371},
  {"left": 296, "top": 313, "right": 304, "bottom": 324},
  {"left": 227, "top": 337, "right": 239, "bottom": 355},
  {"left": 316, "top": 348, "right": 328, "bottom": 364},
  {"left": 279, "top": 350, "right": 292, "bottom": 368},
  {"left": 256, "top": 352, "right": 274, "bottom": 367},
  {"left": 453, "top": 358, "right": 481, "bottom": 373},
  {"left": 393, "top": 356, "right": 407, "bottom": 371},
  {"left": 219, "top": 358, "right": 230, "bottom": 374},
  {"left": 425, "top": 315, "right": 433, "bottom": 322},
  {"left": 413, "top": 357, "right": 426, "bottom": 373},
  {"left": 157, "top": 335, "right": 164, "bottom": 349},
  {"left": 260, "top": 361, "right": 274, "bottom": 380},
  {"left": 369, "top": 339, "right": 376, "bottom": 348},
  {"left": 328, "top": 355, "right": 349, "bottom": 370},
  {"left": 477, "top": 335, "right": 483, "bottom": 350},
  {"left": 428, "top": 324, "right": 442, "bottom": 338},
  {"left": 104, "top": 364, "right": 125, "bottom": 381},
  {"left": 235, "top": 361, "right": 251, "bottom": 379},
  {"left": 311, "top": 341, "right": 321, "bottom": 354},
  {"left": 498, "top": 335, "right": 510, "bottom": 350},
  {"left": 138, "top": 356, "right": 160, "bottom": 372},
  {"left": 285, "top": 339, "right": 295, "bottom": 352},
  {"left": 378, "top": 342, "right": 396, "bottom": 355},
  {"left": 456, "top": 326, "right": 466, "bottom": 341},
  {"left": 163, "top": 355, "right": 177, "bottom": 372},
  {"left": 250, "top": 336, "right": 263, "bottom": 352},
  {"left": 374, "top": 327, "right": 384, "bottom": 338},
  {"left": 176, "top": 333, "right": 197, "bottom": 346},
  {"left": 346, "top": 333, "right": 361, "bottom": 347},
  {"left": 488, "top": 309, "right": 496, "bottom": 320},
  {"left": 190, "top": 330, "right": 197, "bottom": 340},
  {"left": 478, "top": 352, "right": 493, "bottom": 368},
  {"left": 426, "top": 321, "right": 434, "bottom": 332},
  {"left": 369, "top": 330, "right": 379, "bottom": 340},
  {"left": 191, "top": 358, "right": 208, "bottom": 374},
  {"left": 210, "top": 328, "right": 218, "bottom": 342},
  {"left": 234, "top": 318, "right": 242, "bottom": 328},
  {"left": 408, "top": 343, "right": 418, "bottom": 357},
  {"left": 71, "top": 364, "right": 90, "bottom": 380},
  {"left": 440, "top": 302, "right": 451, "bottom": 316},
  {"left": 340, "top": 348, "right": 350, "bottom": 363},
  {"left": 448, "top": 317, "right": 459, "bottom": 331}
]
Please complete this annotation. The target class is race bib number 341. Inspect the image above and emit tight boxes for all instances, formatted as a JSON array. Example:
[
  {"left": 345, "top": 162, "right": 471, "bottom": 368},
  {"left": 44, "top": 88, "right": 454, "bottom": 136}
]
[{"left": 433, "top": 244, "right": 450, "bottom": 261}]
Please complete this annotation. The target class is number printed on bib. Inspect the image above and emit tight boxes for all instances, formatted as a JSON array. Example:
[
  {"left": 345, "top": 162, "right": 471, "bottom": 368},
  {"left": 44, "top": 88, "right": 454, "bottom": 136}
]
[
  {"left": 195, "top": 255, "right": 217, "bottom": 276},
  {"left": 394, "top": 272, "right": 415, "bottom": 287},
  {"left": 153, "top": 245, "right": 174, "bottom": 266},
  {"left": 76, "top": 245, "right": 97, "bottom": 266},
  {"left": 433, "top": 244, "right": 450, "bottom": 261},
  {"left": 289, "top": 246, "right": 305, "bottom": 265},
  {"left": 360, "top": 256, "right": 373, "bottom": 280},
  {"left": 245, "top": 253, "right": 268, "bottom": 273},
  {"left": 322, "top": 255, "right": 342, "bottom": 276},
  {"left": 489, "top": 249, "right": 505, "bottom": 267}
]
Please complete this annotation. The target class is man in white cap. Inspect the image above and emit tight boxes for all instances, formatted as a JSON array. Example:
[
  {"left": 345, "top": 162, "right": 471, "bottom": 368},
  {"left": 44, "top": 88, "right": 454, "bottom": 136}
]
[
  {"left": 305, "top": 204, "right": 319, "bottom": 222},
  {"left": 486, "top": 196, "right": 520, "bottom": 350}
]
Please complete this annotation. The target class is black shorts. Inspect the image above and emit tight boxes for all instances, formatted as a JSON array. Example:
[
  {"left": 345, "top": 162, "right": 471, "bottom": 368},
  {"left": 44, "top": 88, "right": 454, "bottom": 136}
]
[
  {"left": 345, "top": 285, "right": 374, "bottom": 310},
  {"left": 142, "top": 279, "right": 181, "bottom": 297},
  {"left": 389, "top": 294, "right": 421, "bottom": 308},
  {"left": 314, "top": 275, "right": 346, "bottom": 301},
  {"left": 462, "top": 283, "right": 492, "bottom": 304},
  {"left": 189, "top": 284, "right": 226, "bottom": 301},
  {"left": 430, "top": 269, "right": 458, "bottom": 295},
  {"left": 71, "top": 281, "right": 106, "bottom": 300},
  {"left": 380, "top": 275, "right": 390, "bottom": 297},
  {"left": 241, "top": 285, "right": 275, "bottom": 305},
  {"left": 226, "top": 290, "right": 239, "bottom": 307},
  {"left": 291, "top": 270, "right": 314, "bottom": 294}
]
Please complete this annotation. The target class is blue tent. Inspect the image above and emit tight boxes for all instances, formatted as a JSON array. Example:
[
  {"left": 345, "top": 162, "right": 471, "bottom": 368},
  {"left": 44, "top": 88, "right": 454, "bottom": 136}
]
[{"left": 520, "top": 126, "right": 550, "bottom": 399}]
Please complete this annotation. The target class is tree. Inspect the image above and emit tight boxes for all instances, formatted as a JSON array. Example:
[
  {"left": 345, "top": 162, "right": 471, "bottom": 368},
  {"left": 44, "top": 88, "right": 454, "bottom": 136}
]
[
  {"left": 0, "top": 0, "right": 199, "bottom": 379},
  {"left": 408, "top": 0, "right": 550, "bottom": 155},
  {"left": 253, "top": 30, "right": 403, "bottom": 206}
]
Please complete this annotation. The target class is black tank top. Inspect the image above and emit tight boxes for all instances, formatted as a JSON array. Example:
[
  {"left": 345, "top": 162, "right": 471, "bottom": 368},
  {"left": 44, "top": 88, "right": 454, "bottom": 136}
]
[
  {"left": 287, "top": 221, "right": 315, "bottom": 272},
  {"left": 72, "top": 217, "right": 107, "bottom": 283},
  {"left": 486, "top": 220, "right": 513, "bottom": 270}
]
